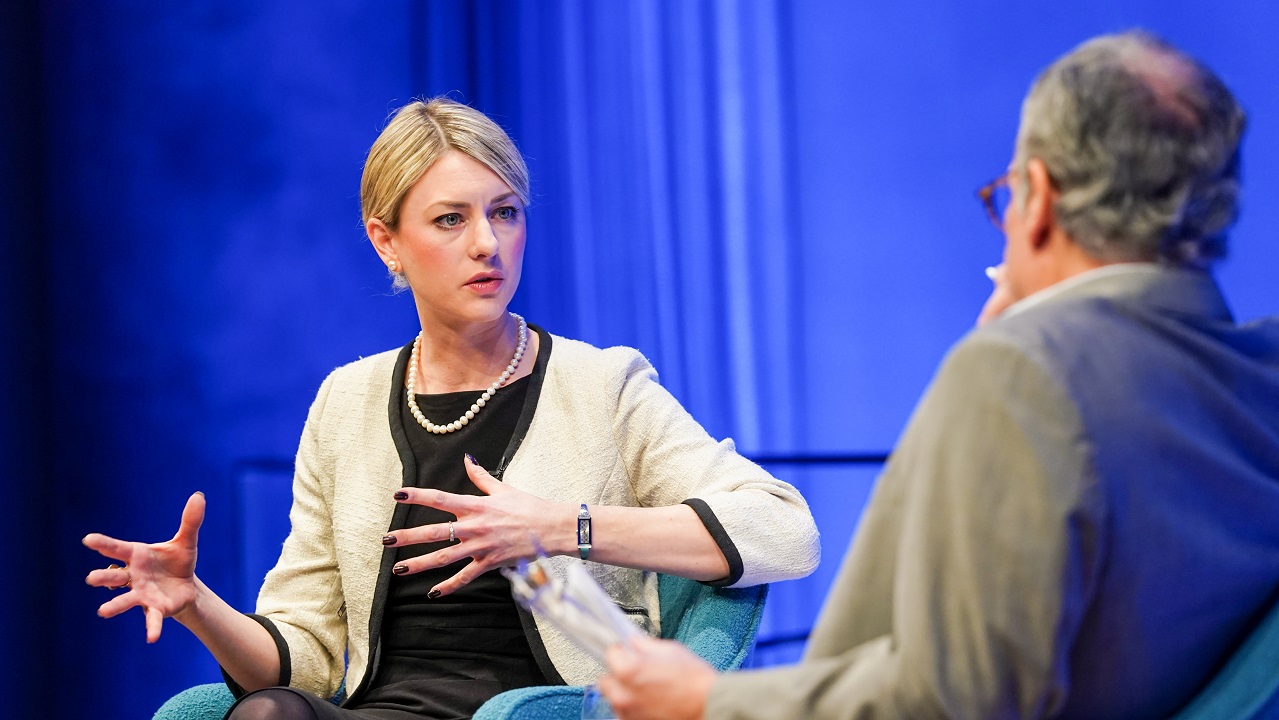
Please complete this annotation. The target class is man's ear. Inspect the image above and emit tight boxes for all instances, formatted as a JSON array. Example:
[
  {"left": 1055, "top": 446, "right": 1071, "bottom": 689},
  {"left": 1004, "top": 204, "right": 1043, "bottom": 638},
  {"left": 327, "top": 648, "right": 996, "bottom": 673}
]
[
  {"left": 367, "top": 218, "right": 397, "bottom": 266},
  {"left": 1023, "top": 158, "right": 1057, "bottom": 251}
]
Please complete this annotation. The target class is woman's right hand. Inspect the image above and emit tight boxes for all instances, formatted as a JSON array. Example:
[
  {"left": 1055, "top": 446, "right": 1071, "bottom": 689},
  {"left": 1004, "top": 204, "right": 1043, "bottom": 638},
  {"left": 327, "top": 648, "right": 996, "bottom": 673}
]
[{"left": 83, "top": 491, "right": 205, "bottom": 643}]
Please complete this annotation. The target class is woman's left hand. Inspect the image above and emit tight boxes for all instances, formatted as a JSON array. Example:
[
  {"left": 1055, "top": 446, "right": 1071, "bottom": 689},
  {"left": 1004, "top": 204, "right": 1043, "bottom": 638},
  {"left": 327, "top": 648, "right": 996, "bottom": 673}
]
[{"left": 383, "top": 455, "right": 569, "bottom": 597}]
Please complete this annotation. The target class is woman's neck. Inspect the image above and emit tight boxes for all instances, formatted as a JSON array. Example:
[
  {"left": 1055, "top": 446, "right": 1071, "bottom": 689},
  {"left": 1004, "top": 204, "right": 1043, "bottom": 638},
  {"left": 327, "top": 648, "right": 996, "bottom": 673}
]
[{"left": 410, "top": 313, "right": 526, "bottom": 394}]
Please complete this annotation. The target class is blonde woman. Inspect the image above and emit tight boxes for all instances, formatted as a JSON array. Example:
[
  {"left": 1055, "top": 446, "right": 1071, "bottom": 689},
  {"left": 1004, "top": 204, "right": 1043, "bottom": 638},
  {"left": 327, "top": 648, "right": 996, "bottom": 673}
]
[{"left": 84, "top": 98, "right": 820, "bottom": 720}]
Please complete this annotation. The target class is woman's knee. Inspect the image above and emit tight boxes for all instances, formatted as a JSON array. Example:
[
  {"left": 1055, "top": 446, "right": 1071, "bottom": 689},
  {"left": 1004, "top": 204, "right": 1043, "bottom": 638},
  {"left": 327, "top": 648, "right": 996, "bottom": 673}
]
[{"left": 226, "top": 687, "right": 320, "bottom": 720}]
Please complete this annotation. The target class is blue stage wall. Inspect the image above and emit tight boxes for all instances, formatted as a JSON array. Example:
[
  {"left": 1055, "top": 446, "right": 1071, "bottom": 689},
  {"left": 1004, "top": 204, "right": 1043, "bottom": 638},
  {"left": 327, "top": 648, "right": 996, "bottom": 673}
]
[{"left": 2, "top": 2, "right": 1276, "bottom": 718}]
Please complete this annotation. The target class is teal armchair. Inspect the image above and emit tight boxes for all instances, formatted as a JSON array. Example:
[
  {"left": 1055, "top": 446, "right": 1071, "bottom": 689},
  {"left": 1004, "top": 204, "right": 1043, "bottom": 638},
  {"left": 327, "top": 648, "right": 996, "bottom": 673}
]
[
  {"left": 1169, "top": 594, "right": 1279, "bottom": 720},
  {"left": 473, "top": 574, "right": 767, "bottom": 719},
  {"left": 153, "top": 575, "right": 767, "bottom": 720}
]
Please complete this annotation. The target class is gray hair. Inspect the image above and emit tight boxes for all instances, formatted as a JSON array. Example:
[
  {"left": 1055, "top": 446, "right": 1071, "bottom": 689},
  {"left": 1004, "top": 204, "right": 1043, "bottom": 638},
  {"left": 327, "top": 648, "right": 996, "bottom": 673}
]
[{"left": 1015, "top": 31, "right": 1245, "bottom": 266}]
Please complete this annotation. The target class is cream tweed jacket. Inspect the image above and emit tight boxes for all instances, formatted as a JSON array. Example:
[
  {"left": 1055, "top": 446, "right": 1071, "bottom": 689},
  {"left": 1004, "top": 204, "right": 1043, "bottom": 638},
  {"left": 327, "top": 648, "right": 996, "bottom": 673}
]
[{"left": 249, "top": 330, "right": 820, "bottom": 702}]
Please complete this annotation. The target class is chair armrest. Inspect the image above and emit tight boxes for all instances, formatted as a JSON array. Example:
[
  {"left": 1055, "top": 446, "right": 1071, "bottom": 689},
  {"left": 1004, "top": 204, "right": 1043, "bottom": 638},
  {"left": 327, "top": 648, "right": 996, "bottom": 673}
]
[
  {"left": 660, "top": 575, "right": 767, "bottom": 671},
  {"left": 1169, "top": 598, "right": 1279, "bottom": 719},
  {"left": 152, "top": 683, "right": 236, "bottom": 720},
  {"left": 472, "top": 685, "right": 587, "bottom": 720}
]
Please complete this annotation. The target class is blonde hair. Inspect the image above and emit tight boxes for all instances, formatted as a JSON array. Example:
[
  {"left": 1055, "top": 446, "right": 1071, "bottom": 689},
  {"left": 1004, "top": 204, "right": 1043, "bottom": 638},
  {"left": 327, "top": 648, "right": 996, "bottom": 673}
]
[{"left": 360, "top": 98, "right": 530, "bottom": 232}]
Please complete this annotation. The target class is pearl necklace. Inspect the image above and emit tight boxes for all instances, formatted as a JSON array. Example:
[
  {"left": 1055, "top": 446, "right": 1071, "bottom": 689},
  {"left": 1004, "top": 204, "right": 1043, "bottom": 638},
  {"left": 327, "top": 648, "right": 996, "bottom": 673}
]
[{"left": 406, "top": 314, "right": 528, "bottom": 434}]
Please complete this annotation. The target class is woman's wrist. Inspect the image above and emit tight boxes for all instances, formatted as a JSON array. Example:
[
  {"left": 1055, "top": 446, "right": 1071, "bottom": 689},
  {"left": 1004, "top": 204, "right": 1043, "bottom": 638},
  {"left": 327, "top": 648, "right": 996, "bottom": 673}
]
[
  {"left": 546, "top": 501, "right": 582, "bottom": 558},
  {"left": 172, "top": 574, "right": 210, "bottom": 628}
]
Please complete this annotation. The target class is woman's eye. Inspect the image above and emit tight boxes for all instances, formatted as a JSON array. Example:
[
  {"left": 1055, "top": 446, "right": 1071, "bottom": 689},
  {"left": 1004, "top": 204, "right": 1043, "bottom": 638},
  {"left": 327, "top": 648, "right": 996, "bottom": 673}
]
[
  {"left": 435, "top": 213, "right": 463, "bottom": 228},
  {"left": 493, "top": 206, "right": 518, "bottom": 221}
]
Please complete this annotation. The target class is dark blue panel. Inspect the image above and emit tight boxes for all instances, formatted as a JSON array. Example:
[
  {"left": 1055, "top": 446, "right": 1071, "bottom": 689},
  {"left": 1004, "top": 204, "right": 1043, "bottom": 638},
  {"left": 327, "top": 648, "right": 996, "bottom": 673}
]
[
  {"left": 233, "top": 462, "right": 295, "bottom": 612},
  {"left": 0, "top": 3, "right": 55, "bottom": 719}
]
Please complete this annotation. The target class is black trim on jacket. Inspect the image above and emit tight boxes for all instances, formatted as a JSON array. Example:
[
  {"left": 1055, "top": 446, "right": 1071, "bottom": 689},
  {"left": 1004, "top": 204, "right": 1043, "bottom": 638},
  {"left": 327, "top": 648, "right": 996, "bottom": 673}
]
[
  {"left": 682, "top": 498, "right": 745, "bottom": 587},
  {"left": 498, "top": 328, "right": 567, "bottom": 685},
  {"left": 220, "top": 613, "right": 293, "bottom": 698}
]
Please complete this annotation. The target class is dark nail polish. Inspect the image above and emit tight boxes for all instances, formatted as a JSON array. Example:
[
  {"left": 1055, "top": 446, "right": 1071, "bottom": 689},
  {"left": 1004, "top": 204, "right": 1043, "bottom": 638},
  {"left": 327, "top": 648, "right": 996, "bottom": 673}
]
[
  {"left": 382, "top": 535, "right": 397, "bottom": 546},
  {"left": 464, "top": 453, "right": 477, "bottom": 465},
  {"left": 394, "top": 491, "right": 409, "bottom": 501},
  {"left": 393, "top": 564, "right": 409, "bottom": 575},
  {"left": 428, "top": 589, "right": 442, "bottom": 599}
]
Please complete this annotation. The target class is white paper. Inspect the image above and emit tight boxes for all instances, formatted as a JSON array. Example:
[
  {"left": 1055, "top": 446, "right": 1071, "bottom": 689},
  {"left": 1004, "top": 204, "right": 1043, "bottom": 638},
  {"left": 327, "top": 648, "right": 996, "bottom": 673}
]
[{"left": 503, "top": 555, "right": 641, "bottom": 662}]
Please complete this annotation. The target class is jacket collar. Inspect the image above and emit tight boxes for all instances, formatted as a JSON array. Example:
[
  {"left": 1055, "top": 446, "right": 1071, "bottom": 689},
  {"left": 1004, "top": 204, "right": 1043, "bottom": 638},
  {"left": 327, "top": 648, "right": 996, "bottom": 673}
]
[{"left": 1005, "top": 263, "right": 1234, "bottom": 325}]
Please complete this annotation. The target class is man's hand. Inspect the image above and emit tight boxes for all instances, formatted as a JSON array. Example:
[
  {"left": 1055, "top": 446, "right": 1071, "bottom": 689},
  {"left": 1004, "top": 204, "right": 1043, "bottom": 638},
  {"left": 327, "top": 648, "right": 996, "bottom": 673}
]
[
  {"left": 600, "top": 635, "right": 717, "bottom": 720},
  {"left": 978, "top": 264, "right": 1016, "bottom": 327}
]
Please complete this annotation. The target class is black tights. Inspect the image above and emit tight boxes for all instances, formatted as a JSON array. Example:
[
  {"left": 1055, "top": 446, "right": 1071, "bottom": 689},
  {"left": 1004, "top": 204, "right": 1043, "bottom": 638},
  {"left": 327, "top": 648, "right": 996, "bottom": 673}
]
[{"left": 226, "top": 688, "right": 321, "bottom": 720}]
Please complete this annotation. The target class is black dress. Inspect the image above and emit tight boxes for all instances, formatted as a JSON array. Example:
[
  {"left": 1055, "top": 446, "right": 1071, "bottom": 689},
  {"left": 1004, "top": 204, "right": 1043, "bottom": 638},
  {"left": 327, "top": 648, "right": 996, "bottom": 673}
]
[
  {"left": 357, "top": 375, "right": 549, "bottom": 718},
  {"left": 231, "top": 375, "right": 550, "bottom": 720}
]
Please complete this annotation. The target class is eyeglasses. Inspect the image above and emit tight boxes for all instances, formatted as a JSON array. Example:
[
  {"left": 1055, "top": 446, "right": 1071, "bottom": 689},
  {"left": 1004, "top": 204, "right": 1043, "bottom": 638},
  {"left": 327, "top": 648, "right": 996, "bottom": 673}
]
[{"left": 976, "top": 173, "right": 1011, "bottom": 231}]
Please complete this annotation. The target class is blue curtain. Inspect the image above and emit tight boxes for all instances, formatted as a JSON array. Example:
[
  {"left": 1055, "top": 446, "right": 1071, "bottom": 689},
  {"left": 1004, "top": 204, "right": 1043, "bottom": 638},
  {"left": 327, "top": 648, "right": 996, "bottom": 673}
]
[
  {"left": 416, "top": 0, "right": 805, "bottom": 452},
  {"left": 4, "top": 2, "right": 1277, "bottom": 718}
]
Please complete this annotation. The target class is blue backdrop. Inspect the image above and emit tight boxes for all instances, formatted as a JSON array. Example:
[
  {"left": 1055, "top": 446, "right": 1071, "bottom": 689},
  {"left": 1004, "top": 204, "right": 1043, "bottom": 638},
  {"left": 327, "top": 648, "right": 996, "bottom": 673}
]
[{"left": 3, "top": 2, "right": 1276, "bottom": 718}]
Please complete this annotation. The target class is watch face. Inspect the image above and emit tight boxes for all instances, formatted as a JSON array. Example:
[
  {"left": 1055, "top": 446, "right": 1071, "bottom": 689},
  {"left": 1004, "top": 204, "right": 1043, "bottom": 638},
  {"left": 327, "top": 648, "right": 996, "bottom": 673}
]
[{"left": 578, "top": 518, "right": 591, "bottom": 544}]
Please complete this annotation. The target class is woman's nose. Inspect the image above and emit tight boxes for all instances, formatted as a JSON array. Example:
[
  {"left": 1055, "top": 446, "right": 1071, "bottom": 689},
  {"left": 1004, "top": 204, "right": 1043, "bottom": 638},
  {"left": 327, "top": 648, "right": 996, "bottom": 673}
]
[{"left": 470, "top": 219, "right": 499, "bottom": 258}]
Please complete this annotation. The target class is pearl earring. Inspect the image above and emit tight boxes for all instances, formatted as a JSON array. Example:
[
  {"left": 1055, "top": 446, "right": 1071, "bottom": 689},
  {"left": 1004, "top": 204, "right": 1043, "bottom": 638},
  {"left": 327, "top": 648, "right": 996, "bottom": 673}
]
[{"left": 388, "top": 261, "right": 399, "bottom": 272}]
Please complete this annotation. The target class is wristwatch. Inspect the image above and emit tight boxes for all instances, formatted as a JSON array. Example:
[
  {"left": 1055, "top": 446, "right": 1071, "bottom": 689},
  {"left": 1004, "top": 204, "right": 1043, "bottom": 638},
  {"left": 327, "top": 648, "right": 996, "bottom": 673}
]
[{"left": 577, "top": 503, "right": 592, "bottom": 560}]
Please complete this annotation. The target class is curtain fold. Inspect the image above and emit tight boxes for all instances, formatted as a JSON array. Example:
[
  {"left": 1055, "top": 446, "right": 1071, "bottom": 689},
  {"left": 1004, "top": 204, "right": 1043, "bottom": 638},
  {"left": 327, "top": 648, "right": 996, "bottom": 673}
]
[{"left": 421, "top": 0, "right": 801, "bottom": 453}]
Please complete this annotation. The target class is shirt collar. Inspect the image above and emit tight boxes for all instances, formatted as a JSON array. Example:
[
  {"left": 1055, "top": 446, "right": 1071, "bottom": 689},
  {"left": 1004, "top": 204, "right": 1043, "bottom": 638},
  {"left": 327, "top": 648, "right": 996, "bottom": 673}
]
[{"left": 1002, "top": 262, "right": 1165, "bottom": 319}]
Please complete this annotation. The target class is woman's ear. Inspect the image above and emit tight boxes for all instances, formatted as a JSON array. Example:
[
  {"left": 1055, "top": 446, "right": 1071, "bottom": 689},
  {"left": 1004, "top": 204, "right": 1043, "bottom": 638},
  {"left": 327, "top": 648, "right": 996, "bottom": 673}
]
[{"left": 367, "top": 218, "right": 397, "bottom": 267}]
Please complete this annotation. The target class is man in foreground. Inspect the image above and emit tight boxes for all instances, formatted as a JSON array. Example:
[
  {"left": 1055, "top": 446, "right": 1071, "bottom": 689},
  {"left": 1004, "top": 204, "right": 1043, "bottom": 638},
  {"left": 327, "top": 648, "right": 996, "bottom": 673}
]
[{"left": 600, "top": 31, "right": 1279, "bottom": 719}]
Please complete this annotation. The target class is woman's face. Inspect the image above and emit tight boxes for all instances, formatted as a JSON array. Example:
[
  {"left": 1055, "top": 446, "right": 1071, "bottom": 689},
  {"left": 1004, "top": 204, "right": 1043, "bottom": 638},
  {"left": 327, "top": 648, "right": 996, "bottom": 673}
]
[{"left": 382, "top": 150, "right": 526, "bottom": 328}]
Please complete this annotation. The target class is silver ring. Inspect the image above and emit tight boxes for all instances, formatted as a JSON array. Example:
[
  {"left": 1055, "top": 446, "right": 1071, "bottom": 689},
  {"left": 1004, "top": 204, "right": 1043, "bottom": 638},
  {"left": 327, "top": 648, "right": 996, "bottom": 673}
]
[
  {"left": 448, "top": 521, "right": 456, "bottom": 543},
  {"left": 106, "top": 563, "right": 131, "bottom": 590}
]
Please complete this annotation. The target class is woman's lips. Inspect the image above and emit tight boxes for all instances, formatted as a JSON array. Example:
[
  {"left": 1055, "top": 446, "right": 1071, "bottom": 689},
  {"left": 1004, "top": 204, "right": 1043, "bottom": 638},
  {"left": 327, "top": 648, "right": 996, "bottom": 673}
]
[{"left": 465, "top": 277, "right": 503, "bottom": 294}]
